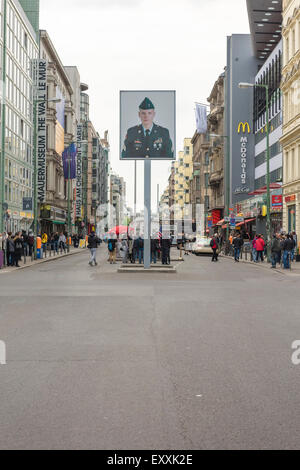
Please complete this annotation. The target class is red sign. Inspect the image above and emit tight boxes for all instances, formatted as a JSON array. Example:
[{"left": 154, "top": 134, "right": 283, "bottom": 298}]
[
  {"left": 272, "top": 195, "right": 283, "bottom": 209},
  {"left": 212, "top": 209, "right": 221, "bottom": 225},
  {"left": 285, "top": 195, "right": 296, "bottom": 203}
]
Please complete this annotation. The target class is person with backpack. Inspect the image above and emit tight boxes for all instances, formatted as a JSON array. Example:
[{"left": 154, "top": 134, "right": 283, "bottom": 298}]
[
  {"left": 108, "top": 233, "right": 117, "bottom": 264},
  {"left": 88, "top": 229, "right": 101, "bottom": 267},
  {"left": 210, "top": 234, "right": 219, "bottom": 262},
  {"left": 233, "top": 233, "right": 244, "bottom": 262}
]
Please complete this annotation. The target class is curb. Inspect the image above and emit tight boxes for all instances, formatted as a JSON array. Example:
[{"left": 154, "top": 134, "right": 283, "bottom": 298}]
[
  {"left": 220, "top": 255, "right": 297, "bottom": 275},
  {"left": 0, "top": 249, "right": 87, "bottom": 274}
]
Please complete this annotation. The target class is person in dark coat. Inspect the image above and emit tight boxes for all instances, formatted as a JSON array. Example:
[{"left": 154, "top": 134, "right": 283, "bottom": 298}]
[
  {"left": 151, "top": 237, "right": 159, "bottom": 264},
  {"left": 233, "top": 233, "right": 244, "bottom": 262},
  {"left": 271, "top": 233, "right": 281, "bottom": 269},
  {"left": 6, "top": 233, "right": 15, "bottom": 266},
  {"left": 161, "top": 236, "right": 171, "bottom": 265},
  {"left": 88, "top": 229, "right": 101, "bottom": 266},
  {"left": 13, "top": 232, "right": 23, "bottom": 267}
]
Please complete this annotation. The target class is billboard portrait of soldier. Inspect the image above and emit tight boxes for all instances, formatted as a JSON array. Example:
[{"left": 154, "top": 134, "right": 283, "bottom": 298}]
[{"left": 120, "top": 91, "right": 176, "bottom": 160}]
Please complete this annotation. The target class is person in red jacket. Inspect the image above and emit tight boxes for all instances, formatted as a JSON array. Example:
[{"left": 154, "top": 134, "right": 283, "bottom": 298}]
[{"left": 255, "top": 234, "right": 265, "bottom": 262}]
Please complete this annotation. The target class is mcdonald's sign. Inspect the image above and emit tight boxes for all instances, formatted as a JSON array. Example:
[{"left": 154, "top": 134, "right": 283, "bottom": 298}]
[{"left": 238, "top": 122, "right": 251, "bottom": 134}]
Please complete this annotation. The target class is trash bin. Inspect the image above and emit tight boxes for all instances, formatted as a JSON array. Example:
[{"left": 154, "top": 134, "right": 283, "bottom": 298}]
[{"left": 37, "top": 248, "right": 43, "bottom": 259}]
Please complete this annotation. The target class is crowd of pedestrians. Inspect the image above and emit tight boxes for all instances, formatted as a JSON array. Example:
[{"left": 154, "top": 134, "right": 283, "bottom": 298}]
[
  {"left": 101, "top": 233, "right": 173, "bottom": 266},
  {"left": 0, "top": 230, "right": 34, "bottom": 268},
  {"left": 217, "top": 230, "right": 298, "bottom": 270}
]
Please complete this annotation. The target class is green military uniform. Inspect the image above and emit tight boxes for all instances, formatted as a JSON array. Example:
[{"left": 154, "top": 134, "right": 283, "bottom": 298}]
[{"left": 122, "top": 97, "right": 174, "bottom": 159}]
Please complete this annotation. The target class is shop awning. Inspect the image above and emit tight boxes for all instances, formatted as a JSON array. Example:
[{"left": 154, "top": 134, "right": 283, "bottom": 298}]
[
  {"left": 236, "top": 218, "right": 256, "bottom": 227},
  {"left": 52, "top": 221, "right": 66, "bottom": 225}
]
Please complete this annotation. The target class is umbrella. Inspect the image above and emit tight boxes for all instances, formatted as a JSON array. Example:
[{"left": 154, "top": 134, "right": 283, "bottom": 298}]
[{"left": 108, "top": 226, "right": 134, "bottom": 236}]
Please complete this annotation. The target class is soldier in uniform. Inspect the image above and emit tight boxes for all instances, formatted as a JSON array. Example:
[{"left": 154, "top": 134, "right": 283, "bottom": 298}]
[{"left": 122, "top": 97, "right": 174, "bottom": 159}]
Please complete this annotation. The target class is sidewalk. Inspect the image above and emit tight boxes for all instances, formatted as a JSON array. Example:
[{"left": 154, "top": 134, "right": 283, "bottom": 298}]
[
  {"left": 221, "top": 253, "right": 300, "bottom": 275},
  {"left": 0, "top": 248, "right": 87, "bottom": 274}
]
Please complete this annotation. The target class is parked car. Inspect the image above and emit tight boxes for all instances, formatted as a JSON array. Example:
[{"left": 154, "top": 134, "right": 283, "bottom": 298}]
[{"left": 192, "top": 237, "right": 213, "bottom": 255}]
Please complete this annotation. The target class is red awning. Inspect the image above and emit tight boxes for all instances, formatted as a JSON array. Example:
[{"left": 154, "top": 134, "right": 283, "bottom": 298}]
[
  {"left": 235, "top": 218, "right": 256, "bottom": 227},
  {"left": 248, "top": 183, "right": 282, "bottom": 196}
]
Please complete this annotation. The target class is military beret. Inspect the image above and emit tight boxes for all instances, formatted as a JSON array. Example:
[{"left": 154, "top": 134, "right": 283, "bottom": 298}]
[{"left": 139, "top": 97, "right": 155, "bottom": 110}]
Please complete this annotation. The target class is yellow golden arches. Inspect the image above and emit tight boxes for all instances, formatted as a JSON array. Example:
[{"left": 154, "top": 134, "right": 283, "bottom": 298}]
[{"left": 237, "top": 122, "right": 251, "bottom": 134}]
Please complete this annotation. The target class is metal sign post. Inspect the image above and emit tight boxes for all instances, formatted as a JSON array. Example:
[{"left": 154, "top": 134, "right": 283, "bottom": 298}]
[{"left": 144, "top": 159, "right": 151, "bottom": 269}]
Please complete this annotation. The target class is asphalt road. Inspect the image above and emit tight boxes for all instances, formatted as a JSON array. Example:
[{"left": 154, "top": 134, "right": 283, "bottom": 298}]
[{"left": 0, "top": 249, "right": 300, "bottom": 450}]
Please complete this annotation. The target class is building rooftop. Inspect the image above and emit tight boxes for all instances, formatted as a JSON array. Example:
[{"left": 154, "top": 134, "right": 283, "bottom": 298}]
[{"left": 246, "top": 0, "right": 282, "bottom": 60}]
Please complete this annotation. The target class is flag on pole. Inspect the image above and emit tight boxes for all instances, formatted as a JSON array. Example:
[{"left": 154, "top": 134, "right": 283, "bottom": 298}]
[{"left": 195, "top": 103, "right": 208, "bottom": 134}]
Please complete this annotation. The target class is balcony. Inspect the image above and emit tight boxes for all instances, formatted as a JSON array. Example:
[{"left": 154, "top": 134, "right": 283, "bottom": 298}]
[{"left": 209, "top": 170, "right": 223, "bottom": 186}]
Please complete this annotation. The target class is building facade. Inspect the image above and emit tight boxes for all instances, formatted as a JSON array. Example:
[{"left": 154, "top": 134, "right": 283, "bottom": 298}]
[
  {"left": 173, "top": 138, "right": 193, "bottom": 219},
  {"left": 109, "top": 173, "right": 126, "bottom": 228},
  {"left": 0, "top": 0, "right": 39, "bottom": 233},
  {"left": 207, "top": 72, "right": 225, "bottom": 225},
  {"left": 191, "top": 132, "right": 213, "bottom": 232},
  {"left": 281, "top": 0, "right": 300, "bottom": 235},
  {"left": 39, "top": 30, "right": 75, "bottom": 234}
]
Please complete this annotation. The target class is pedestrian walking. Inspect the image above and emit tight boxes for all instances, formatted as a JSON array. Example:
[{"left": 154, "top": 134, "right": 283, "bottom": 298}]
[
  {"left": 6, "top": 233, "right": 15, "bottom": 266},
  {"left": 271, "top": 234, "right": 281, "bottom": 269},
  {"left": 210, "top": 233, "right": 219, "bottom": 262},
  {"left": 251, "top": 235, "right": 257, "bottom": 262},
  {"left": 108, "top": 233, "right": 117, "bottom": 264},
  {"left": 283, "top": 234, "right": 294, "bottom": 269},
  {"left": 88, "top": 229, "right": 101, "bottom": 266},
  {"left": 58, "top": 232, "right": 66, "bottom": 254},
  {"left": 255, "top": 235, "right": 265, "bottom": 262},
  {"left": 233, "top": 233, "right": 244, "bottom": 262}
]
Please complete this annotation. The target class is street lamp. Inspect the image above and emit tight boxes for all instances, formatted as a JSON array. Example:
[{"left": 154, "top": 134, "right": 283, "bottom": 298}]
[
  {"left": 33, "top": 97, "right": 62, "bottom": 259},
  {"left": 238, "top": 81, "right": 271, "bottom": 262}
]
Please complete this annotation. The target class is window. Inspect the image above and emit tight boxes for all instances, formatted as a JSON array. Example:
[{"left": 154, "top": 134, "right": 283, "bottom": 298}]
[
  {"left": 24, "top": 32, "right": 28, "bottom": 50},
  {"left": 205, "top": 196, "right": 209, "bottom": 211},
  {"left": 205, "top": 152, "right": 209, "bottom": 166}
]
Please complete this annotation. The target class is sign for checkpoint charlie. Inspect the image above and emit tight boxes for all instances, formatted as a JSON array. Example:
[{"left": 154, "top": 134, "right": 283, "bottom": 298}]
[{"left": 120, "top": 91, "right": 176, "bottom": 160}]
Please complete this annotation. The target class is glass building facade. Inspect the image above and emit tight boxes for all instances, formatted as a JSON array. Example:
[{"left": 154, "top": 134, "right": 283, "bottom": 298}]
[{"left": 1, "top": 0, "right": 39, "bottom": 233}]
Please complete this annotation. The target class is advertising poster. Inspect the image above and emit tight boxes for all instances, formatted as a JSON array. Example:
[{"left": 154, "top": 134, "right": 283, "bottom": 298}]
[{"left": 120, "top": 90, "right": 176, "bottom": 160}]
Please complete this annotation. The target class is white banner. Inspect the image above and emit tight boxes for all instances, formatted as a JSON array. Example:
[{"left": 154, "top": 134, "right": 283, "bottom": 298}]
[
  {"left": 33, "top": 59, "right": 47, "bottom": 204},
  {"left": 76, "top": 125, "right": 83, "bottom": 218},
  {"left": 195, "top": 103, "right": 208, "bottom": 134}
]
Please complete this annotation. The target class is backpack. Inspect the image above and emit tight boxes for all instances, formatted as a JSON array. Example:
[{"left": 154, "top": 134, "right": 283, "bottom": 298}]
[{"left": 210, "top": 239, "right": 217, "bottom": 250}]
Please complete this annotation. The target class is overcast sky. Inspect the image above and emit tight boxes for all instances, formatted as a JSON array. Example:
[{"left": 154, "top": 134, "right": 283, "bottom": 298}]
[{"left": 40, "top": 0, "right": 250, "bottom": 210}]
